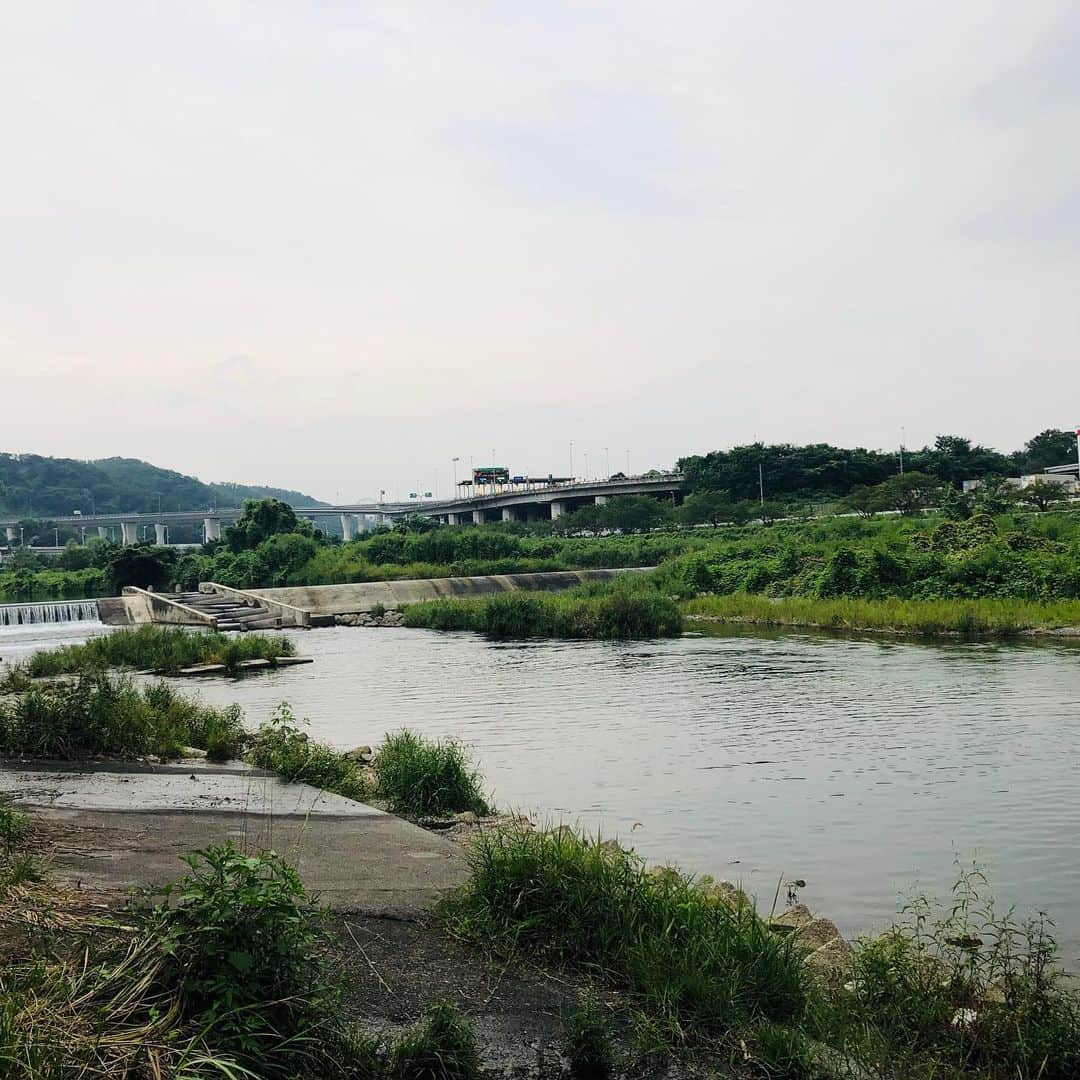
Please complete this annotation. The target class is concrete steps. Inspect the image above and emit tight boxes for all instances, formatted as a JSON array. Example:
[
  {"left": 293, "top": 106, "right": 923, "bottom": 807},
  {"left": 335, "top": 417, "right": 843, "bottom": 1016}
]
[{"left": 165, "top": 591, "right": 283, "bottom": 633}]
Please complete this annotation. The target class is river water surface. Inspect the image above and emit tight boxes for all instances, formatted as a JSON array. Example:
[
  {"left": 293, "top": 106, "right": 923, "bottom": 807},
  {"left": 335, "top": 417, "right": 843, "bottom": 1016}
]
[{"left": 3, "top": 620, "right": 1079, "bottom": 964}]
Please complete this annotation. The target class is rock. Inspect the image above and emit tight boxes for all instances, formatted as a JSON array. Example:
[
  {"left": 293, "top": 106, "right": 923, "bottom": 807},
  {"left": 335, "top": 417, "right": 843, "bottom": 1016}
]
[
  {"left": 599, "top": 838, "right": 623, "bottom": 860},
  {"left": 798, "top": 916, "right": 846, "bottom": 953},
  {"left": 456, "top": 811, "right": 478, "bottom": 824},
  {"left": 770, "top": 904, "right": 814, "bottom": 932},
  {"left": 180, "top": 746, "right": 208, "bottom": 759},
  {"left": 343, "top": 745, "right": 374, "bottom": 763},
  {"left": 804, "top": 937, "right": 853, "bottom": 982}
]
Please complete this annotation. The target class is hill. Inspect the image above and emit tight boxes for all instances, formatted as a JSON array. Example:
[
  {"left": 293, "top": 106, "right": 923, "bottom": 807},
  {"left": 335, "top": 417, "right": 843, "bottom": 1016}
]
[{"left": 0, "top": 453, "right": 326, "bottom": 518}]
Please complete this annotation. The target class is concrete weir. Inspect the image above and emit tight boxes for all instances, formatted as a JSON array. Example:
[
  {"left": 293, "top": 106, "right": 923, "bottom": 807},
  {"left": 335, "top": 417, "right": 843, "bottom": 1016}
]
[{"left": 247, "top": 567, "right": 649, "bottom": 617}]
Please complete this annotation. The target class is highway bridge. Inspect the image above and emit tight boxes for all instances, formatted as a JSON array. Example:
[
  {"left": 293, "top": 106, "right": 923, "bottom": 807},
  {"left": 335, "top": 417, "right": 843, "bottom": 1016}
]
[{"left": 1, "top": 474, "right": 685, "bottom": 545}]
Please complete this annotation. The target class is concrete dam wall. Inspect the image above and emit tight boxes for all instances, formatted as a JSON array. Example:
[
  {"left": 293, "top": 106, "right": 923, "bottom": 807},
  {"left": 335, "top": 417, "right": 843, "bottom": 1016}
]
[{"left": 250, "top": 568, "right": 648, "bottom": 616}]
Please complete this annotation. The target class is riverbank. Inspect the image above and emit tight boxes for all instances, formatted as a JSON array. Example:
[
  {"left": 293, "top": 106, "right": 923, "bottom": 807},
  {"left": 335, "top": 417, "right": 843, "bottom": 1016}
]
[{"left": 681, "top": 594, "right": 1080, "bottom": 637}]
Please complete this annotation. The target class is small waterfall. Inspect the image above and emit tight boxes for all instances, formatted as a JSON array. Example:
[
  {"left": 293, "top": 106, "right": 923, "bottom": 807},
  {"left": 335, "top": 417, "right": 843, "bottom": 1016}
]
[{"left": 0, "top": 599, "right": 100, "bottom": 627}]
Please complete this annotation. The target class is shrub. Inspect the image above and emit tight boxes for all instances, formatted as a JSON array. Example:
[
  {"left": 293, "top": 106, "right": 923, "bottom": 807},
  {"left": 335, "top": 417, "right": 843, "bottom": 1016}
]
[
  {"left": 384, "top": 1001, "right": 482, "bottom": 1079},
  {"left": 375, "top": 731, "right": 489, "bottom": 817},
  {"left": 0, "top": 673, "right": 246, "bottom": 760},
  {"left": 150, "top": 843, "right": 331, "bottom": 1055},
  {"left": 0, "top": 804, "right": 28, "bottom": 849}
]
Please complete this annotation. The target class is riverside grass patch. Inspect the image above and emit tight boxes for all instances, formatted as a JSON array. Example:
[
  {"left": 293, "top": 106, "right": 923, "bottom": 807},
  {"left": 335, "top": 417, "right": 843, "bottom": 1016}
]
[
  {"left": 0, "top": 827, "right": 485, "bottom": 1080},
  {"left": 0, "top": 673, "right": 246, "bottom": 760},
  {"left": 681, "top": 594, "right": 1080, "bottom": 636},
  {"left": 375, "top": 730, "right": 489, "bottom": 817},
  {"left": 441, "top": 824, "right": 808, "bottom": 1042},
  {"left": 25, "top": 623, "right": 296, "bottom": 677},
  {"left": 402, "top": 579, "right": 683, "bottom": 641}
]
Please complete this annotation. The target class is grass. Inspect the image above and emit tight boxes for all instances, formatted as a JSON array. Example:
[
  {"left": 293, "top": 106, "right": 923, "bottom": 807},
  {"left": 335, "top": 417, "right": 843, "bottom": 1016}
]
[
  {"left": 246, "top": 704, "right": 374, "bottom": 802},
  {"left": 0, "top": 673, "right": 246, "bottom": 760},
  {"left": 247, "top": 708, "right": 490, "bottom": 816},
  {"left": 402, "top": 581, "right": 683, "bottom": 640},
  {"left": 0, "top": 810, "right": 487, "bottom": 1079},
  {"left": 561, "top": 992, "right": 617, "bottom": 1079},
  {"left": 440, "top": 824, "right": 808, "bottom": 1042},
  {"left": 375, "top": 731, "right": 489, "bottom": 817},
  {"left": 25, "top": 624, "right": 296, "bottom": 677},
  {"left": 682, "top": 593, "right": 1080, "bottom": 636}
]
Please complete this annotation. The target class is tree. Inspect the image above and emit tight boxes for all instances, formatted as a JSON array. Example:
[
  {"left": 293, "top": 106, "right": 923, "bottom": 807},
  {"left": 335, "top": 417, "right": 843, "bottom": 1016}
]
[
  {"left": 1019, "top": 481, "right": 1069, "bottom": 512},
  {"left": 677, "top": 491, "right": 736, "bottom": 526},
  {"left": 58, "top": 539, "right": 97, "bottom": 571},
  {"left": 873, "top": 472, "right": 941, "bottom": 515},
  {"left": 843, "top": 485, "right": 888, "bottom": 518},
  {"left": 972, "top": 477, "right": 1019, "bottom": 517},
  {"left": 107, "top": 544, "right": 177, "bottom": 592},
  {"left": 1014, "top": 429, "right": 1077, "bottom": 474},
  {"left": 225, "top": 499, "right": 314, "bottom": 552}
]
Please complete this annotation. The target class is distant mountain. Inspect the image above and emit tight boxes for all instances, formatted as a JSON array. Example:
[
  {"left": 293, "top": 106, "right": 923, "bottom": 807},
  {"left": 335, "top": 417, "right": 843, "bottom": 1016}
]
[{"left": 0, "top": 452, "right": 327, "bottom": 518}]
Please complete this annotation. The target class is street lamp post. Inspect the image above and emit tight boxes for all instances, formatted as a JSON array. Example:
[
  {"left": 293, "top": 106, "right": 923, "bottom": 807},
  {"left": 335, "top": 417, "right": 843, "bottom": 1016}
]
[
  {"left": 603, "top": 447, "right": 610, "bottom": 478},
  {"left": 452, "top": 456, "right": 460, "bottom": 490},
  {"left": 569, "top": 441, "right": 574, "bottom": 481}
]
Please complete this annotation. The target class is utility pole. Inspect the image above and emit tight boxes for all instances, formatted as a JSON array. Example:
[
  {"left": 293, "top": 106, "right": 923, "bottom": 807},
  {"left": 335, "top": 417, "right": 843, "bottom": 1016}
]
[
  {"left": 759, "top": 462, "right": 765, "bottom": 507},
  {"left": 899, "top": 427, "right": 905, "bottom": 475},
  {"left": 584, "top": 450, "right": 589, "bottom": 480},
  {"left": 603, "top": 447, "right": 610, "bottom": 478},
  {"left": 569, "top": 441, "right": 574, "bottom": 480}
]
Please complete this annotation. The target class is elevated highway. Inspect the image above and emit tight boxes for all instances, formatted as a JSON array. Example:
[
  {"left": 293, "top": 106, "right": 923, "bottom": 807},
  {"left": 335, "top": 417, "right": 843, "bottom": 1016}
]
[{"left": 1, "top": 474, "right": 685, "bottom": 544}]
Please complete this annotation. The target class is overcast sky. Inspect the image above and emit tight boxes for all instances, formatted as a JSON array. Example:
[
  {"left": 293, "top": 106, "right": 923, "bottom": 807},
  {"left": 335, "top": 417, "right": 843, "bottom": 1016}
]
[{"left": 3, "top": 3, "right": 1078, "bottom": 501}]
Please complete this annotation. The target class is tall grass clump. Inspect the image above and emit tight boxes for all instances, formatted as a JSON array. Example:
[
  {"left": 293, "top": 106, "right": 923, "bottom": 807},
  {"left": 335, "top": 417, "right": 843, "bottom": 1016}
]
[
  {"left": 442, "top": 825, "right": 807, "bottom": 1042},
  {"left": 26, "top": 624, "right": 296, "bottom": 677},
  {"left": 375, "top": 731, "right": 489, "bottom": 817},
  {"left": 562, "top": 992, "right": 617, "bottom": 1079},
  {"left": 809, "top": 867, "right": 1080, "bottom": 1079},
  {"left": 402, "top": 579, "right": 682, "bottom": 641},
  {"left": 247, "top": 704, "right": 373, "bottom": 802},
  {"left": 0, "top": 673, "right": 246, "bottom": 760}
]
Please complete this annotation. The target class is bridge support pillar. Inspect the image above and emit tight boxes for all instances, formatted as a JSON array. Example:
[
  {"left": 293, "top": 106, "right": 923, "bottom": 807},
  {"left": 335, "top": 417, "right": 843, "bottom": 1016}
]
[
  {"left": 154, "top": 524, "right": 166, "bottom": 545},
  {"left": 340, "top": 513, "right": 357, "bottom": 542},
  {"left": 594, "top": 495, "right": 608, "bottom": 505},
  {"left": 550, "top": 501, "right": 566, "bottom": 520},
  {"left": 203, "top": 517, "right": 222, "bottom": 543},
  {"left": 446, "top": 512, "right": 460, "bottom": 525},
  {"left": 121, "top": 521, "right": 139, "bottom": 545},
  {"left": 4, "top": 527, "right": 15, "bottom": 543},
  {"left": 98, "top": 526, "right": 109, "bottom": 540},
  {"left": 472, "top": 509, "right": 484, "bottom": 525},
  {"left": 501, "top": 507, "right": 517, "bottom": 522}
]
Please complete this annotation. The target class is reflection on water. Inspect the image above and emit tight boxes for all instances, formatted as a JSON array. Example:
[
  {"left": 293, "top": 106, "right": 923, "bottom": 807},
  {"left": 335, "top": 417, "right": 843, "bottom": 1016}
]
[{"left": 5, "top": 621, "right": 1080, "bottom": 963}]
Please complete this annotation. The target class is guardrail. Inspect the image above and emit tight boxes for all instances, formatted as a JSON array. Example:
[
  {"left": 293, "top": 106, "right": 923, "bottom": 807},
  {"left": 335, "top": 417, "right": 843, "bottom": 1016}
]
[{"left": 121, "top": 587, "right": 218, "bottom": 628}]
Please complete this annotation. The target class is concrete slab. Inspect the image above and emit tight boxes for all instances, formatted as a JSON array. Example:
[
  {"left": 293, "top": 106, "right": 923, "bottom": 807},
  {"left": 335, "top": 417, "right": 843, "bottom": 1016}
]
[{"left": 1, "top": 760, "right": 467, "bottom": 917}]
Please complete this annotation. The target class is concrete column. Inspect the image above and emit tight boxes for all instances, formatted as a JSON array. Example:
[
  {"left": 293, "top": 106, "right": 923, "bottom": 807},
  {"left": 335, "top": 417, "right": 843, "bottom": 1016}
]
[
  {"left": 121, "top": 521, "right": 139, "bottom": 545},
  {"left": 98, "top": 526, "right": 109, "bottom": 540},
  {"left": 340, "top": 513, "right": 357, "bottom": 542},
  {"left": 550, "top": 500, "right": 566, "bottom": 520},
  {"left": 472, "top": 509, "right": 484, "bottom": 525},
  {"left": 594, "top": 495, "right": 608, "bottom": 505},
  {"left": 203, "top": 516, "right": 222, "bottom": 542},
  {"left": 446, "top": 512, "right": 460, "bottom": 525},
  {"left": 4, "top": 527, "right": 15, "bottom": 543},
  {"left": 501, "top": 507, "right": 517, "bottom": 522},
  {"left": 154, "top": 523, "right": 166, "bottom": 545}
]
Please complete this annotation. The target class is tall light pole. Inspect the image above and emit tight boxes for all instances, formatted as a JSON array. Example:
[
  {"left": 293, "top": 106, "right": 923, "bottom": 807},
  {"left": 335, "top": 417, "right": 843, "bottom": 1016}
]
[
  {"left": 759, "top": 462, "right": 765, "bottom": 507},
  {"left": 625, "top": 449, "right": 631, "bottom": 475},
  {"left": 899, "top": 426, "right": 905, "bottom": 476},
  {"left": 584, "top": 450, "right": 589, "bottom": 480},
  {"left": 603, "top": 447, "right": 610, "bottom": 478},
  {"left": 452, "top": 456, "right": 460, "bottom": 490},
  {"left": 569, "top": 441, "right": 574, "bottom": 480}
]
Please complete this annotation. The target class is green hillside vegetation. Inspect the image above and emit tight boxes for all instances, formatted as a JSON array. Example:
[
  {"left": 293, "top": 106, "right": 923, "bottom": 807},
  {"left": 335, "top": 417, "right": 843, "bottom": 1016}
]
[{"left": 0, "top": 451, "right": 325, "bottom": 518}]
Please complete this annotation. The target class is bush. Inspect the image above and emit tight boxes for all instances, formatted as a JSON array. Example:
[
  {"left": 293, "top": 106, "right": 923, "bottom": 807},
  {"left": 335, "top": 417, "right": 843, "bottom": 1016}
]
[
  {"left": 811, "top": 867, "right": 1080, "bottom": 1079},
  {"left": 0, "top": 673, "right": 246, "bottom": 759},
  {"left": 150, "top": 843, "right": 331, "bottom": 1055},
  {"left": 375, "top": 731, "right": 489, "bottom": 817},
  {"left": 0, "top": 804, "right": 28, "bottom": 849},
  {"left": 383, "top": 1001, "right": 482, "bottom": 1079},
  {"left": 441, "top": 825, "right": 807, "bottom": 1041}
]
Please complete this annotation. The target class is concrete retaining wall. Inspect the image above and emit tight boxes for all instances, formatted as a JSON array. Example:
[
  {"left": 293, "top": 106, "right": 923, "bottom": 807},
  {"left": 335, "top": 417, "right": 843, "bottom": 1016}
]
[
  {"left": 250, "top": 568, "right": 648, "bottom": 616},
  {"left": 120, "top": 587, "right": 218, "bottom": 628}
]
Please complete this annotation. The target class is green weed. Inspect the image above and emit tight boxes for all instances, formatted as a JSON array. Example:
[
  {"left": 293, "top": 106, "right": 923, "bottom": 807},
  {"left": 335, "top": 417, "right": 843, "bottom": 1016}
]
[
  {"left": 375, "top": 731, "right": 489, "bottom": 817},
  {"left": 562, "top": 992, "right": 617, "bottom": 1079}
]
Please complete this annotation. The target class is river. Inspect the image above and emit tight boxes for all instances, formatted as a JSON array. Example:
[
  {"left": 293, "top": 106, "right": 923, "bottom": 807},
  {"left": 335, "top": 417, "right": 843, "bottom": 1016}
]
[{"left": 3, "top": 620, "right": 1079, "bottom": 964}]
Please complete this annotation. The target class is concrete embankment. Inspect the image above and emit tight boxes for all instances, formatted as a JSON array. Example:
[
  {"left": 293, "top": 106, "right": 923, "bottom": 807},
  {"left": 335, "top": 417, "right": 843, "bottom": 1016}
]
[
  {"left": 0, "top": 759, "right": 465, "bottom": 916},
  {"left": 249, "top": 567, "right": 648, "bottom": 617}
]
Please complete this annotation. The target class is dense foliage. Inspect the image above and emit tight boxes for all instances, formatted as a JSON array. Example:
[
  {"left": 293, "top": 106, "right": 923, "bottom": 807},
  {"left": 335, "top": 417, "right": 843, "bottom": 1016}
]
[{"left": 0, "top": 451, "right": 324, "bottom": 517}]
